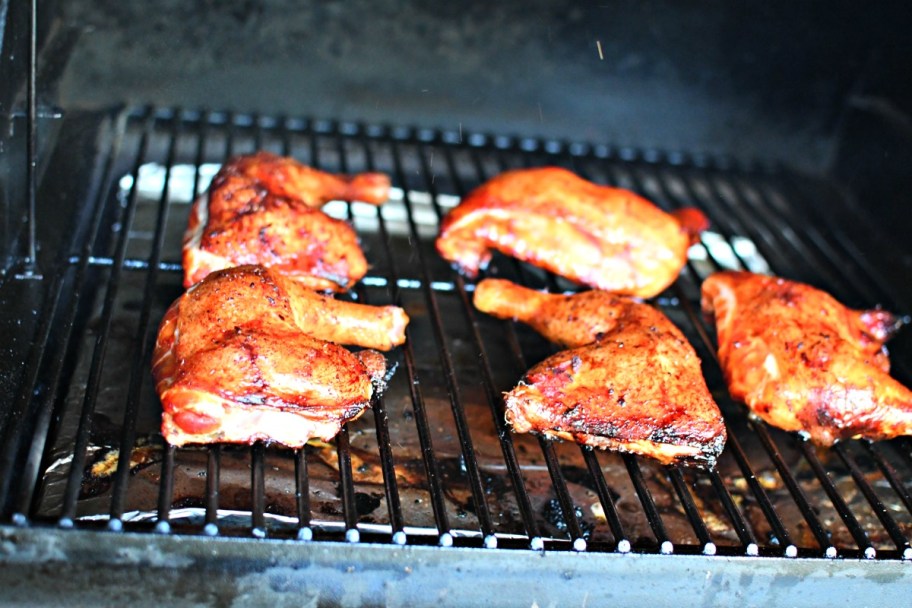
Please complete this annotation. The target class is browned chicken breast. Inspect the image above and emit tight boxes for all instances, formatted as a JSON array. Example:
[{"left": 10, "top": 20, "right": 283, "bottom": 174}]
[
  {"left": 437, "top": 167, "right": 707, "bottom": 298},
  {"left": 475, "top": 279, "right": 726, "bottom": 467},
  {"left": 183, "top": 151, "right": 390, "bottom": 290},
  {"left": 701, "top": 271, "right": 912, "bottom": 445},
  {"left": 152, "top": 265, "right": 409, "bottom": 448}
]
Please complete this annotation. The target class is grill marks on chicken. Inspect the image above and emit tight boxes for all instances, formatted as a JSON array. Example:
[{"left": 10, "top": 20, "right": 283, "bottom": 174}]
[
  {"left": 475, "top": 279, "right": 726, "bottom": 467},
  {"left": 183, "top": 151, "right": 390, "bottom": 290},
  {"left": 701, "top": 271, "right": 912, "bottom": 445},
  {"left": 437, "top": 167, "right": 707, "bottom": 298},
  {"left": 152, "top": 265, "right": 408, "bottom": 448}
]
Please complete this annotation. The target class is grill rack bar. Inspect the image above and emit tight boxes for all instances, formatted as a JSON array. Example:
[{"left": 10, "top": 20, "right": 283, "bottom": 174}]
[
  {"left": 580, "top": 447, "right": 629, "bottom": 551},
  {"left": 798, "top": 441, "right": 875, "bottom": 557},
  {"left": 1, "top": 106, "right": 910, "bottom": 562},
  {"left": 337, "top": 130, "right": 409, "bottom": 545},
  {"left": 57, "top": 113, "right": 156, "bottom": 526},
  {"left": 834, "top": 443, "right": 912, "bottom": 559},
  {"left": 623, "top": 454, "right": 674, "bottom": 554},
  {"left": 867, "top": 442, "right": 912, "bottom": 517},
  {"left": 204, "top": 447, "right": 220, "bottom": 535},
  {"left": 334, "top": 426, "right": 360, "bottom": 543},
  {"left": 361, "top": 132, "right": 455, "bottom": 547},
  {"left": 303, "top": 122, "right": 365, "bottom": 545},
  {"left": 0, "top": 112, "right": 129, "bottom": 519},
  {"left": 107, "top": 113, "right": 181, "bottom": 530},
  {"left": 437, "top": 143, "right": 546, "bottom": 548},
  {"left": 387, "top": 137, "right": 501, "bottom": 546},
  {"left": 294, "top": 449, "right": 312, "bottom": 539},
  {"left": 666, "top": 468, "right": 715, "bottom": 555},
  {"left": 155, "top": 109, "right": 211, "bottom": 534},
  {"left": 20, "top": 0, "right": 39, "bottom": 270}
]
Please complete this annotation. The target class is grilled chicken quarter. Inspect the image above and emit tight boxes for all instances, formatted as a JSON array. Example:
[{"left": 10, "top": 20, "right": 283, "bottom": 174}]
[
  {"left": 437, "top": 167, "right": 707, "bottom": 298},
  {"left": 702, "top": 271, "right": 912, "bottom": 445},
  {"left": 475, "top": 279, "right": 727, "bottom": 467},
  {"left": 152, "top": 265, "right": 409, "bottom": 448},
  {"left": 183, "top": 151, "right": 390, "bottom": 290}
]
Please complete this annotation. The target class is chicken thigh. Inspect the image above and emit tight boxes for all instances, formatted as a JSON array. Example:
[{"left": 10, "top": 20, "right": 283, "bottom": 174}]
[{"left": 701, "top": 271, "right": 912, "bottom": 445}]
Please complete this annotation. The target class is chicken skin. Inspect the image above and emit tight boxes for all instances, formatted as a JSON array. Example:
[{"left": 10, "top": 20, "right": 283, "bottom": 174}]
[
  {"left": 475, "top": 279, "right": 726, "bottom": 467},
  {"left": 437, "top": 167, "right": 707, "bottom": 298},
  {"left": 701, "top": 271, "right": 912, "bottom": 446},
  {"left": 183, "top": 151, "right": 390, "bottom": 290},
  {"left": 152, "top": 265, "right": 409, "bottom": 448}
]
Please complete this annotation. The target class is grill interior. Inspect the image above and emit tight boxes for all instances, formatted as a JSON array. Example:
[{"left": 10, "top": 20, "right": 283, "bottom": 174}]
[{"left": 2, "top": 106, "right": 912, "bottom": 563}]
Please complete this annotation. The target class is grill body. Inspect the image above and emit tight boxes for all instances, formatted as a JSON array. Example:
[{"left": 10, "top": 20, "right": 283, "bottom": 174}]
[{"left": 2, "top": 3, "right": 912, "bottom": 606}]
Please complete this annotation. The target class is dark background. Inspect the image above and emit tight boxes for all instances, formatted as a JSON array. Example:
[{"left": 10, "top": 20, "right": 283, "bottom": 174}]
[{"left": 3, "top": 0, "right": 912, "bottom": 266}]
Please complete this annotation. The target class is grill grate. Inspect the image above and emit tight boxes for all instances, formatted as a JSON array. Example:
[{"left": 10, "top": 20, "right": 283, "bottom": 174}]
[{"left": 2, "top": 106, "right": 911, "bottom": 561}]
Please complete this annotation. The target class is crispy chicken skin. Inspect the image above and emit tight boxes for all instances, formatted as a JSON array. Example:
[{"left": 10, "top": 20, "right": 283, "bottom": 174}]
[
  {"left": 152, "top": 265, "right": 409, "bottom": 448},
  {"left": 437, "top": 167, "right": 707, "bottom": 298},
  {"left": 701, "top": 271, "right": 912, "bottom": 445},
  {"left": 183, "top": 151, "right": 390, "bottom": 290},
  {"left": 475, "top": 279, "right": 726, "bottom": 467}
]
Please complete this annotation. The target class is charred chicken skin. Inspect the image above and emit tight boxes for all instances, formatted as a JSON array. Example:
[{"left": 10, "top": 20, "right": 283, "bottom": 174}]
[
  {"left": 183, "top": 151, "right": 390, "bottom": 290},
  {"left": 152, "top": 265, "right": 409, "bottom": 448},
  {"left": 701, "top": 271, "right": 912, "bottom": 445},
  {"left": 475, "top": 279, "right": 726, "bottom": 467},
  {"left": 437, "top": 167, "right": 707, "bottom": 298}
]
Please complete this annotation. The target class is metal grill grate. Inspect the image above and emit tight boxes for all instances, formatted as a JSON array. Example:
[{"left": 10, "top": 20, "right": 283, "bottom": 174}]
[{"left": 2, "top": 106, "right": 912, "bottom": 562}]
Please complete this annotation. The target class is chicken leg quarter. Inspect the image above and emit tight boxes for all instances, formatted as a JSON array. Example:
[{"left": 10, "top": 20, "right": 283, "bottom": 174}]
[
  {"left": 183, "top": 151, "right": 390, "bottom": 290},
  {"left": 475, "top": 279, "right": 726, "bottom": 467},
  {"left": 701, "top": 271, "right": 912, "bottom": 445},
  {"left": 437, "top": 167, "right": 707, "bottom": 298},
  {"left": 153, "top": 265, "right": 409, "bottom": 448}
]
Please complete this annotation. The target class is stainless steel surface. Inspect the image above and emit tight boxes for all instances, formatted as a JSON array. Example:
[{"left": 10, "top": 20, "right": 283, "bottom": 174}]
[{"left": 2, "top": 526, "right": 911, "bottom": 608}]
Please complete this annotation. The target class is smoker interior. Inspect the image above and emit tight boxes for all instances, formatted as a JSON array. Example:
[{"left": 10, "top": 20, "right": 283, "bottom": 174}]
[{"left": 3, "top": 3, "right": 912, "bottom": 606}]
